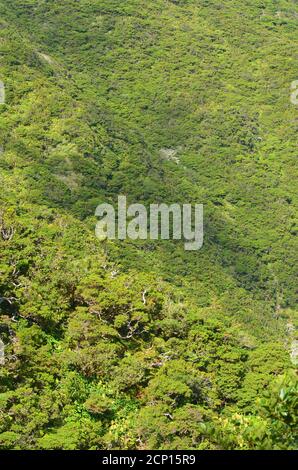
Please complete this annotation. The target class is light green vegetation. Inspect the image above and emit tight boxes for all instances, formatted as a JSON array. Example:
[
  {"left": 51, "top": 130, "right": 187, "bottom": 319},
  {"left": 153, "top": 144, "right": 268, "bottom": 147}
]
[{"left": 0, "top": 0, "right": 297, "bottom": 449}]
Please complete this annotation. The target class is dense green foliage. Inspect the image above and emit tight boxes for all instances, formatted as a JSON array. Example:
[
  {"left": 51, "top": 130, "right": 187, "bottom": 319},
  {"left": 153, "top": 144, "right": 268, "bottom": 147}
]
[{"left": 0, "top": 0, "right": 297, "bottom": 450}]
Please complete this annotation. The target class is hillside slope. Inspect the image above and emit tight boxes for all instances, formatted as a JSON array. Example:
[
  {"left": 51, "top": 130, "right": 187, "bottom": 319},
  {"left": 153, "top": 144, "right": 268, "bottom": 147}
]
[{"left": 0, "top": 0, "right": 297, "bottom": 450}]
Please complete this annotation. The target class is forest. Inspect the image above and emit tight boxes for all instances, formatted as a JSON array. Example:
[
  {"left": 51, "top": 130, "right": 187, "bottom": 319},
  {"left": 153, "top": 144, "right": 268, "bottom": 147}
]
[{"left": 0, "top": 0, "right": 297, "bottom": 450}]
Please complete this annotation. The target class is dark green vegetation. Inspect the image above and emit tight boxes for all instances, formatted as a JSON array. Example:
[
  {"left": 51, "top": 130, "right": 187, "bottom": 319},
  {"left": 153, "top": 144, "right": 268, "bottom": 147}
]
[{"left": 0, "top": 0, "right": 297, "bottom": 450}]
